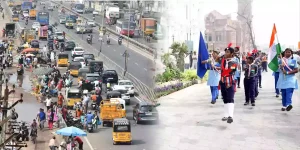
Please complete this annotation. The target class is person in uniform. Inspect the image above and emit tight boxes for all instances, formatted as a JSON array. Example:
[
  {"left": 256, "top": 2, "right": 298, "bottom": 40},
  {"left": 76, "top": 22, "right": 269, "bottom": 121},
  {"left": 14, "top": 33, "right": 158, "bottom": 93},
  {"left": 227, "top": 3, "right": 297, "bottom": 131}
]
[
  {"left": 276, "top": 48, "right": 298, "bottom": 111},
  {"left": 254, "top": 52, "right": 262, "bottom": 89},
  {"left": 219, "top": 47, "right": 237, "bottom": 124},
  {"left": 261, "top": 53, "right": 268, "bottom": 72},
  {"left": 243, "top": 56, "right": 258, "bottom": 106},
  {"left": 273, "top": 54, "right": 281, "bottom": 98},
  {"left": 201, "top": 50, "right": 221, "bottom": 104},
  {"left": 233, "top": 47, "right": 241, "bottom": 88}
]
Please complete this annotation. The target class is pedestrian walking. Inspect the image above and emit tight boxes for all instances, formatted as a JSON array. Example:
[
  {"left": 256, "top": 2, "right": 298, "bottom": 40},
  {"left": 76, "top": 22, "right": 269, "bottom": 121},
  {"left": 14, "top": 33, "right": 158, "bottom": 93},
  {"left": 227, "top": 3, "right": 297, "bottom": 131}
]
[
  {"left": 37, "top": 108, "right": 46, "bottom": 130},
  {"left": 261, "top": 54, "right": 268, "bottom": 72},
  {"left": 219, "top": 47, "right": 238, "bottom": 124},
  {"left": 192, "top": 51, "right": 197, "bottom": 69},
  {"left": 201, "top": 50, "right": 220, "bottom": 104},
  {"left": 57, "top": 93, "right": 64, "bottom": 108},
  {"left": 49, "top": 136, "right": 58, "bottom": 150},
  {"left": 276, "top": 48, "right": 299, "bottom": 111},
  {"left": 254, "top": 53, "right": 262, "bottom": 88},
  {"left": 234, "top": 47, "right": 241, "bottom": 88},
  {"left": 43, "top": 45, "right": 47, "bottom": 58},
  {"left": 243, "top": 56, "right": 258, "bottom": 106},
  {"left": 45, "top": 95, "right": 52, "bottom": 111},
  {"left": 48, "top": 108, "right": 55, "bottom": 130}
]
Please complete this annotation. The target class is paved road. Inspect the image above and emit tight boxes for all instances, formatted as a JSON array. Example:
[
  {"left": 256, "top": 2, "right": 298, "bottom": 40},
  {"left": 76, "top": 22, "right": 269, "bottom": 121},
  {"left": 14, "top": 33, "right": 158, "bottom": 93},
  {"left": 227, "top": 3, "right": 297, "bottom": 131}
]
[
  {"left": 59, "top": 2, "right": 158, "bottom": 48},
  {"left": 9, "top": 2, "right": 154, "bottom": 87},
  {"left": 155, "top": 72, "right": 300, "bottom": 150},
  {"left": 4, "top": 2, "right": 159, "bottom": 150}
]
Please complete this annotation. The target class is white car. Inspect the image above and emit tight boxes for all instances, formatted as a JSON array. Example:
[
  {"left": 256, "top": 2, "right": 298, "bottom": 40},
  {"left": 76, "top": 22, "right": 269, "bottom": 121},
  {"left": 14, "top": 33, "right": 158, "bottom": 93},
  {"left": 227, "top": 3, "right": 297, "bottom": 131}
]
[
  {"left": 92, "top": 10, "right": 99, "bottom": 15},
  {"left": 59, "top": 16, "right": 66, "bottom": 24},
  {"left": 112, "top": 85, "right": 131, "bottom": 105},
  {"left": 87, "top": 20, "right": 95, "bottom": 27},
  {"left": 32, "top": 22, "right": 40, "bottom": 30},
  {"left": 73, "top": 57, "right": 86, "bottom": 68},
  {"left": 71, "top": 47, "right": 84, "bottom": 57},
  {"left": 118, "top": 80, "right": 134, "bottom": 97},
  {"left": 76, "top": 25, "right": 86, "bottom": 34},
  {"left": 40, "top": 1, "right": 46, "bottom": 5},
  {"left": 54, "top": 32, "right": 64, "bottom": 42},
  {"left": 23, "top": 11, "right": 29, "bottom": 18}
]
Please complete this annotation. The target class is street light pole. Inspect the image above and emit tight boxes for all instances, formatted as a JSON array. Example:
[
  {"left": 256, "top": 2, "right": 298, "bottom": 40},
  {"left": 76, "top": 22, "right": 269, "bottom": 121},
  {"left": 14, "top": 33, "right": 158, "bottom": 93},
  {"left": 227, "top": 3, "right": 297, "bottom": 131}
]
[
  {"left": 123, "top": 2, "right": 131, "bottom": 77},
  {"left": 99, "top": 1, "right": 105, "bottom": 56}
]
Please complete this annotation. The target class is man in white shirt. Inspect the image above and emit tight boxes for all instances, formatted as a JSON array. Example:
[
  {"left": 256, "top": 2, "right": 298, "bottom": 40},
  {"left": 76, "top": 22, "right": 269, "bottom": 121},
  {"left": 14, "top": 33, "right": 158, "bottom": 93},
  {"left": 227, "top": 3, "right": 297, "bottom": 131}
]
[
  {"left": 45, "top": 96, "right": 52, "bottom": 111},
  {"left": 43, "top": 45, "right": 47, "bottom": 58},
  {"left": 82, "top": 94, "right": 90, "bottom": 114}
]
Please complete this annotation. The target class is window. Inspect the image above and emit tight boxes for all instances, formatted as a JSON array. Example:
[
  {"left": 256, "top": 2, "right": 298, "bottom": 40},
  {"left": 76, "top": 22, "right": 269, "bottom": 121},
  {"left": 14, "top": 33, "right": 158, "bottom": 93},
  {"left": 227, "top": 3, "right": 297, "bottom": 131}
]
[
  {"left": 216, "top": 34, "right": 222, "bottom": 41},
  {"left": 208, "top": 35, "right": 212, "bottom": 42}
]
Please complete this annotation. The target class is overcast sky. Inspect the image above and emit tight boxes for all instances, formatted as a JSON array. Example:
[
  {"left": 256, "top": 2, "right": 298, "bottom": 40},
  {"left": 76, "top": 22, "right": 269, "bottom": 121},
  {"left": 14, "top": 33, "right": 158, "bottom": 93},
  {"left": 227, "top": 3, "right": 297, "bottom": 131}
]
[{"left": 199, "top": 0, "right": 300, "bottom": 48}]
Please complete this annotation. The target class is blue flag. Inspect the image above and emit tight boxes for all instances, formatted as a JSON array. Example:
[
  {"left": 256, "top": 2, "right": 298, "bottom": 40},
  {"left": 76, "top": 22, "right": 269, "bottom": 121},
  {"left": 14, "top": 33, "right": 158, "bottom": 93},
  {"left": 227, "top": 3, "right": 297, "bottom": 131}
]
[{"left": 197, "top": 32, "right": 209, "bottom": 78}]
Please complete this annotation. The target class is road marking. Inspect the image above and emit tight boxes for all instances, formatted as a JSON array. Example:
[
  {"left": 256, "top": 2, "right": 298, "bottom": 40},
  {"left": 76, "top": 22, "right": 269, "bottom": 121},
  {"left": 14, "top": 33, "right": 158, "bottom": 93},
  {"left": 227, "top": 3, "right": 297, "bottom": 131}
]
[
  {"left": 134, "top": 96, "right": 142, "bottom": 102},
  {"left": 84, "top": 137, "right": 94, "bottom": 150},
  {"left": 135, "top": 62, "right": 138, "bottom": 66},
  {"left": 144, "top": 68, "right": 147, "bottom": 71}
]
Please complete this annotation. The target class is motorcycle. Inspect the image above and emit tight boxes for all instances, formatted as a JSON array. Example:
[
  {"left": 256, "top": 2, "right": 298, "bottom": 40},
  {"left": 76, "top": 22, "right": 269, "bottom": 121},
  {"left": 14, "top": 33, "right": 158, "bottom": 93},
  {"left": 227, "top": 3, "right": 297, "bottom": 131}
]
[
  {"left": 91, "top": 102, "right": 98, "bottom": 110},
  {"left": 87, "top": 122, "right": 93, "bottom": 133},
  {"left": 106, "top": 39, "right": 110, "bottom": 44},
  {"left": 25, "top": 20, "right": 28, "bottom": 25},
  {"left": 118, "top": 37, "right": 122, "bottom": 45},
  {"left": 87, "top": 38, "right": 92, "bottom": 44},
  {"left": 55, "top": 42, "right": 59, "bottom": 50}
]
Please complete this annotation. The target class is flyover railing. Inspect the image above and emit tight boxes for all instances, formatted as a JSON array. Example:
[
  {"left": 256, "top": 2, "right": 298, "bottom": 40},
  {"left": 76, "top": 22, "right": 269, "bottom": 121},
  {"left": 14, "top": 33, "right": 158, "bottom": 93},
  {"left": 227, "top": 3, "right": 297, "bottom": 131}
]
[{"left": 50, "top": 1, "right": 156, "bottom": 56}]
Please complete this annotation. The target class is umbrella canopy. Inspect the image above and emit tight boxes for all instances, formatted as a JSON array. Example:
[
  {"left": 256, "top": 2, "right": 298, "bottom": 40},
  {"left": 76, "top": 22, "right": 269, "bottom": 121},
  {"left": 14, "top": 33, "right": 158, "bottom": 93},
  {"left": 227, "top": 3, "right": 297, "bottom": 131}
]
[
  {"left": 33, "top": 67, "right": 54, "bottom": 76},
  {"left": 56, "top": 126, "right": 87, "bottom": 136},
  {"left": 21, "top": 48, "right": 36, "bottom": 54}
]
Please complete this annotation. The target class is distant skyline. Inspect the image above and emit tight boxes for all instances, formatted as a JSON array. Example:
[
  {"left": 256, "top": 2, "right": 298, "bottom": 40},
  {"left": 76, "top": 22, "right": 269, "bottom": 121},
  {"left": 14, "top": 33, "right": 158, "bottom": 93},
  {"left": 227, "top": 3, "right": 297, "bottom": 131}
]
[{"left": 199, "top": 0, "right": 299, "bottom": 48}]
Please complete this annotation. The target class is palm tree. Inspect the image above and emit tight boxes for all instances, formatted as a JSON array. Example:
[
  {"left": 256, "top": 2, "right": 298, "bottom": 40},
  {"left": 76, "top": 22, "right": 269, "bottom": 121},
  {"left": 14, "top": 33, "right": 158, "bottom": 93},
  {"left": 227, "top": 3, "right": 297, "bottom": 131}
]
[
  {"left": 170, "top": 42, "right": 188, "bottom": 72},
  {"left": 161, "top": 53, "right": 173, "bottom": 68}
]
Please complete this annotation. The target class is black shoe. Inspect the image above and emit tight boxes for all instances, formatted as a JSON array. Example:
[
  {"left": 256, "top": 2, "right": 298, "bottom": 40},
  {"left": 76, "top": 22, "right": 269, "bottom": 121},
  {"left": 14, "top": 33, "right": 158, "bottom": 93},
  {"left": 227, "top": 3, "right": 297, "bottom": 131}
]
[
  {"left": 286, "top": 105, "right": 293, "bottom": 111},
  {"left": 251, "top": 103, "right": 255, "bottom": 106},
  {"left": 221, "top": 117, "right": 228, "bottom": 121},
  {"left": 216, "top": 97, "right": 218, "bottom": 99},
  {"left": 238, "top": 86, "right": 240, "bottom": 88},
  {"left": 211, "top": 101, "right": 216, "bottom": 104},
  {"left": 276, "top": 94, "right": 279, "bottom": 98},
  {"left": 259, "top": 86, "right": 262, "bottom": 88},
  {"left": 244, "top": 102, "right": 249, "bottom": 106},
  {"left": 281, "top": 107, "right": 286, "bottom": 111},
  {"left": 227, "top": 117, "right": 233, "bottom": 124}
]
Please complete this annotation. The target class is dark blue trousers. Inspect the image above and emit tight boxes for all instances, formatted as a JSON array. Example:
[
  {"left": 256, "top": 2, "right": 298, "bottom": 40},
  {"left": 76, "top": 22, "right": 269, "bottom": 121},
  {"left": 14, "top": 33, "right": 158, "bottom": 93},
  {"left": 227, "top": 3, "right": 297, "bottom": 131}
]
[
  {"left": 274, "top": 72, "right": 280, "bottom": 94},
  {"left": 255, "top": 76, "right": 259, "bottom": 97},
  {"left": 281, "top": 88, "right": 294, "bottom": 107},
  {"left": 244, "top": 77, "right": 256, "bottom": 103},
  {"left": 220, "top": 82, "right": 235, "bottom": 103},
  {"left": 210, "top": 86, "right": 219, "bottom": 102}
]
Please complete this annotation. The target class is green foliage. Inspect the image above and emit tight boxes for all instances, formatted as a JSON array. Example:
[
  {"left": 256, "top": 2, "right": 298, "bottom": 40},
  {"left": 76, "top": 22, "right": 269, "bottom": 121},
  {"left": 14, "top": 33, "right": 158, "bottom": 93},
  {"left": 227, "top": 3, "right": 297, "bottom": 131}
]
[
  {"left": 155, "top": 68, "right": 182, "bottom": 83},
  {"left": 170, "top": 42, "right": 189, "bottom": 72},
  {"left": 181, "top": 70, "right": 198, "bottom": 81}
]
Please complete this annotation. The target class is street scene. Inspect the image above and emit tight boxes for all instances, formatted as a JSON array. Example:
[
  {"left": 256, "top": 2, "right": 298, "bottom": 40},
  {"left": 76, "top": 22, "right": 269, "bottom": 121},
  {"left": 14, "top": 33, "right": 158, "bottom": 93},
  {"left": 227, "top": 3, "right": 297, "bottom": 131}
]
[{"left": 0, "top": 0, "right": 162, "bottom": 150}]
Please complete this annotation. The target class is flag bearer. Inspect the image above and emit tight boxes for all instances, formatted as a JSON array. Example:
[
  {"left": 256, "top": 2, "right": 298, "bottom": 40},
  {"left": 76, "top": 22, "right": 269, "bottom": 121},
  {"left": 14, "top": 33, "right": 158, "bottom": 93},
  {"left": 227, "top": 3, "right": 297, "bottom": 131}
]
[
  {"left": 201, "top": 50, "right": 221, "bottom": 104},
  {"left": 234, "top": 47, "right": 241, "bottom": 88},
  {"left": 276, "top": 48, "right": 298, "bottom": 111},
  {"left": 219, "top": 47, "right": 237, "bottom": 124},
  {"left": 243, "top": 56, "right": 258, "bottom": 106}
]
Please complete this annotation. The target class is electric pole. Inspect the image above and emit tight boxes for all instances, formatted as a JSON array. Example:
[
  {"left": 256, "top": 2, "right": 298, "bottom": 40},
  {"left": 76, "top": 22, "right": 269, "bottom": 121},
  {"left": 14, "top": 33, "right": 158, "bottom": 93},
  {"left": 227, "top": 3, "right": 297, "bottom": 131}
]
[
  {"left": 99, "top": 1, "right": 105, "bottom": 56},
  {"left": 123, "top": 2, "right": 132, "bottom": 77}
]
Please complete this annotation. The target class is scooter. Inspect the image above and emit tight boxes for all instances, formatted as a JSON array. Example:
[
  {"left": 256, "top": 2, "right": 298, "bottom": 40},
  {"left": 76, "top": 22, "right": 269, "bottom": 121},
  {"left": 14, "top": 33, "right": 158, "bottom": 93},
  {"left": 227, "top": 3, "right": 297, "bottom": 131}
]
[
  {"left": 87, "top": 122, "right": 93, "bottom": 133},
  {"left": 55, "top": 42, "right": 59, "bottom": 50},
  {"left": 25, "top": 20, "right": 28, "bottom": 25},
  {"left": 87, "top": 38, "right": 92, "bottom": 44},
  {"left": 118, "top": 38, "right": 122, "bottom": 45},
  {"left": 91, "top": 102, "right": 98, "bottom": 110},
  {"left": 106, "top": 39, "right": 110, "bottom": 44}
]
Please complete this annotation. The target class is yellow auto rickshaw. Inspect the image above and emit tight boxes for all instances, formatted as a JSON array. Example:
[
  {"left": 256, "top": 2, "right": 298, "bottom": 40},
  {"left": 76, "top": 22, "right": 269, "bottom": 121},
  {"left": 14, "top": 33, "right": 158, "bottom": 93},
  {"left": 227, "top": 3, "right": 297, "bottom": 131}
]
[
  {"left": 57, "top": 53, "right": 69, "bottom": 67},
  {"left": 78, "top": 68, "right": 90, "bottom": 83},
  {"left": 99, "top": 26, "right": 106, "bottom": 35},
  {"left": 8, "top": 1, "right": 14, "bottom": 7},
  {"left": 12, "top": 14, "right": 19, "bottom": 22},
  {"left": 68, "top": 61, "right": 82, "bottom": 76},
  {"left": 66, "top": 88, "right": 82, "bottom": 108},
  {"left": 112, "top": 118, "right": 132, "bottom": 145}
]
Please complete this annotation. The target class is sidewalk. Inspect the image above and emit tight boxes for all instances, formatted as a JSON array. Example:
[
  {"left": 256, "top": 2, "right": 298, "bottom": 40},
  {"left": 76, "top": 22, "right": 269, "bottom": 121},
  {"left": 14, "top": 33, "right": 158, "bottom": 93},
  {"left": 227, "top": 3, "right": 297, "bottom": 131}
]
[{"left": 154, "top": 72, "right": 300, "bottom": 150}]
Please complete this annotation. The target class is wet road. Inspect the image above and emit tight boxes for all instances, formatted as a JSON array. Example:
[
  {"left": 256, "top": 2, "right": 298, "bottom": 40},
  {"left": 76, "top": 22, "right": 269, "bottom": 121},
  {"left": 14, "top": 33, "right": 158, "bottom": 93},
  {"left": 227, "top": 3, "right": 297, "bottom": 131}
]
[
  {"left": 58, "top": 2, "right": 158, "bottom": 49},
  {"left": 4, "top": 2, "right": 159, "bottom": 150}
]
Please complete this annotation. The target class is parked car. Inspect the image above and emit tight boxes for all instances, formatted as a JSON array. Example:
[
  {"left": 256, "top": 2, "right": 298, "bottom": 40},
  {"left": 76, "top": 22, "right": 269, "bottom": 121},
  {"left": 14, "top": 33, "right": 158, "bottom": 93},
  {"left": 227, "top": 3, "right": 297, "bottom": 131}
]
[{"left": 71, "top": 47, "right": 84, "bottom": 57}]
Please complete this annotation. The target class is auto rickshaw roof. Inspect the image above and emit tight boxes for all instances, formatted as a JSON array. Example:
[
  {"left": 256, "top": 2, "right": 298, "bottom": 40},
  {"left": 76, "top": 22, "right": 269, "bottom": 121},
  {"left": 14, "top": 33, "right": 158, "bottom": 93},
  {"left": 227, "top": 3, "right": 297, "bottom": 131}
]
[
  {"left": 113, "top": 118, "right": 130, "bottom": 125},
  {"left": 68, "top": 88, "right": 81, "bottom": 93},
  {"left": 58, "top": 52, "right": 69, "bottom": 56}
]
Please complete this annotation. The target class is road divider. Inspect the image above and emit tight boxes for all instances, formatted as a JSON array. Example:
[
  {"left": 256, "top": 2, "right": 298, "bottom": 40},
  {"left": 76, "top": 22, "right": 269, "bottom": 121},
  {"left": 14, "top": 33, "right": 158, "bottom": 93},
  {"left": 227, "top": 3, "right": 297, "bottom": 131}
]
[{"left": 50, "top": 1, "right": 156, "bottom": 56}]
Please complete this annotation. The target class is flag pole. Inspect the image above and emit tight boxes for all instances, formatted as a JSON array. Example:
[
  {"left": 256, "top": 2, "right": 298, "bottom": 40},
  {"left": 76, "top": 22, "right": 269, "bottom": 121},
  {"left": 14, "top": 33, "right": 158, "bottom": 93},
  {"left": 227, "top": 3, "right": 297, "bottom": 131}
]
[{"left": 274, "top": 24, "right": 286, "bottom": 79}]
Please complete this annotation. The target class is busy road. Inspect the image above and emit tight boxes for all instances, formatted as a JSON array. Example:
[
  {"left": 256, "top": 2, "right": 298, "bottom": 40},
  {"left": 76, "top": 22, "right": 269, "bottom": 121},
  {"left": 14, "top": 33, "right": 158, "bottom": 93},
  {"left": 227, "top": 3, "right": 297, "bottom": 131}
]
[
  {"left": 9, "top": 1, "right": 155, "bottom": 88},
  {"left": 57, "top": 1, "right": 158, "bottom": 49},
  {"left": 4, "top": 1, "right": 159, "bottom": 150}
]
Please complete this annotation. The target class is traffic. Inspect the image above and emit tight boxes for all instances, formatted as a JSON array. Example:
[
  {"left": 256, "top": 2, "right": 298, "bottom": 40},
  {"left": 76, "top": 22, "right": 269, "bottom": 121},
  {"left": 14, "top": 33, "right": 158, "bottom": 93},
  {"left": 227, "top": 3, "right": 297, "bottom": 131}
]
[{"left": 1, "top": 0, "right": 159, "bottom": 149}]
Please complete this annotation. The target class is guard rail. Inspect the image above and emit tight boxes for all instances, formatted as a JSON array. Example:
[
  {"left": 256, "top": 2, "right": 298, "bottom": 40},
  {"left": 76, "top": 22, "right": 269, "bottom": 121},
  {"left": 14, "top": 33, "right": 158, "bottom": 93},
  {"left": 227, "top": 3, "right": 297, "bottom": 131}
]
[{"left": 50, "top": 1, "right": 156, "bottom": 55}]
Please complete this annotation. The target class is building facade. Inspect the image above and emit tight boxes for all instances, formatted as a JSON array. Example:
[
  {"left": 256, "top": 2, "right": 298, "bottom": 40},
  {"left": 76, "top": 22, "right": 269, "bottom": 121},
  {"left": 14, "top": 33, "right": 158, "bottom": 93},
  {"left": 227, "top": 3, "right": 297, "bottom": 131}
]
[{"left": 204, "top": 10, "right": 243, "bottom": 51}]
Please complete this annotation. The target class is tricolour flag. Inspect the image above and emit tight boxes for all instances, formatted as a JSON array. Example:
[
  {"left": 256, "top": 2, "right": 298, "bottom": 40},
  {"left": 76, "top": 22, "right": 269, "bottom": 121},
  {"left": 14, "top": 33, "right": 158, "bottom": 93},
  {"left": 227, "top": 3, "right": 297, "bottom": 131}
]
[{"left": 268, "top": 24, "right": 282, "bottom": 72}]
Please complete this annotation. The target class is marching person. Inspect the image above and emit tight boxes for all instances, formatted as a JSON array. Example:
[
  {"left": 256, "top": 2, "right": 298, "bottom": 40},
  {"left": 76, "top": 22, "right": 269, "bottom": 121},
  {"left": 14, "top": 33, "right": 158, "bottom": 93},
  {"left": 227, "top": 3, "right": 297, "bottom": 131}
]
[
  {"left": 201, "top": 50, "right": 221, "bottom": 104},
  {"left": 219, "top": 47, "right": 238, "bottom": 124},
  {"left": 252, "top": 52, "right": 259, "bottom": 98},
  {"left": 274, "top": 54, "right": 281, "bottom": 98},
  {"left": 261, "top": 54, "right": 268, "bottom": 72},
  {"left": 276, "top": 48, "right": 298, "bottom": 111},
  {"left": 254, "top": 52, "right": 263, "bottom": 89},
  {"left": 243, "top": 56, "right": 258, "bottom": 106},
  {"left": 234, "top": 47, "right": 241, "bottom": 88}
]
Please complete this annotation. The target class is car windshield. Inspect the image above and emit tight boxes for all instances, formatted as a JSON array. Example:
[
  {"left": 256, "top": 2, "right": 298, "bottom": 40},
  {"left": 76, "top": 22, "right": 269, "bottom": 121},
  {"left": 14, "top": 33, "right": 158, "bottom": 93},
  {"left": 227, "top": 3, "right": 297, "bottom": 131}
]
[
  {"left": 115, "top": 125, "right": 130, "bottom": 132},
  {"left": 86, "top": 76, "right": 100, "bottom": 81},
  {"left": 74, "top": 58, "right": 84, "bottom": 62},
  {"left": 56, "top": 32, "right": 63, "bottom": 36},
  {"left": 104, "top": 71, "right": 116, "bottom": 74},
  {"left": 75, "top": 48, "right": 83, "bottom": 51},
  {"left": 119, "top": 82, "right": 133, "bottom": 86},
  {"left": 83, "top": 54, "right": 94, "bottom": 59},
  {"left": 67, "top": 93, "right": 81, "bottom": 98},
  {"left": 140, "top": 105, "right": 156, "bottom": 112}
]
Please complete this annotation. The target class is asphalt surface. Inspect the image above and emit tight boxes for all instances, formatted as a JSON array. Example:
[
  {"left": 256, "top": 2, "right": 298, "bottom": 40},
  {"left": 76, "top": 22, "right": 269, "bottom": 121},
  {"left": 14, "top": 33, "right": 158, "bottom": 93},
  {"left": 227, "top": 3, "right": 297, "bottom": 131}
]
[
  {"left": 10, "top": 1, "right": 154, "bottom": 87},
  {"left": 4, "top": 2, "right": 159, "bottom": 150},
  {"left": 156, "top": 71, "right": 300, "bottom": 150},
  {"left": 59, "top": 2, "right": 158, "bottom": 49}
]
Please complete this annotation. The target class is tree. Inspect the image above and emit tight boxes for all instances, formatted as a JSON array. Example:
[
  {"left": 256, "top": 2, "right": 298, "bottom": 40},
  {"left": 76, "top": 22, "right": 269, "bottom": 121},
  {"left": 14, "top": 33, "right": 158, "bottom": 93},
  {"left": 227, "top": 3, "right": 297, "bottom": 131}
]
[
  {"left": 170, "top": 42, "right": 188, "bottom": 72},
  {"left": 161, "top": 53, "right": 173, "bottom": 68}
]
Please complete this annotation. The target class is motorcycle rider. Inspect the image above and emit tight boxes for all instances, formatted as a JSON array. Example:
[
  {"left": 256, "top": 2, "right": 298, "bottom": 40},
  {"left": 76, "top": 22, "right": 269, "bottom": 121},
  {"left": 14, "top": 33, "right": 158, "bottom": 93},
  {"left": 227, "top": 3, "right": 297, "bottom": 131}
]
[
  {"left": 60, "top": 42, "right": 65, "bottom": 52},
  {"left": 85, "top": 111, "right": 94, "bottom": 129},
  {"left": 106, "top": 33, "right": 110, "bottom": 43},
  {"left": 30, "top": 119, "right": 38, "bottom": 141},
  {"left": 20, "top": 122, "right": 29, "bottom": 141},
  {"left": 87, "top": 34, "right": 92, "bottom": 43},
  {"left": 25, "top": 17, "right": 28, "bottom": 25}
]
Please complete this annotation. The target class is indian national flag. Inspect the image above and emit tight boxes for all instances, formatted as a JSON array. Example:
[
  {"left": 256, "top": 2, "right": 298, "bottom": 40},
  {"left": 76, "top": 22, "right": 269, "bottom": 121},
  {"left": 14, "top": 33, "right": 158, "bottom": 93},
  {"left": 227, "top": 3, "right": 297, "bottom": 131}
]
[{"left": 268, "top": 24, "right": 282, "bottom": 72}]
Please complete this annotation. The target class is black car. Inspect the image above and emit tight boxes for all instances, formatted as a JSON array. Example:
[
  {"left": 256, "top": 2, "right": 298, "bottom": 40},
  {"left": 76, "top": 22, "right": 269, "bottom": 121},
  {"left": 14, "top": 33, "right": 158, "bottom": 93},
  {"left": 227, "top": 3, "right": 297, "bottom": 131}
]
[
  {"left": 65, "top": 41, "right": 76, "bottom": 51},
  {"left": 84, "top": 73, "right": 102, "bottom": 87},
  {"left": 83, "top": 54, "right": 95, "bottom": 62},
  {"left": 102, "top": 70, "right": 118, "bottom": 84},
  {"left": 133, "top": 101, "right": 159, "bottom": 124}
]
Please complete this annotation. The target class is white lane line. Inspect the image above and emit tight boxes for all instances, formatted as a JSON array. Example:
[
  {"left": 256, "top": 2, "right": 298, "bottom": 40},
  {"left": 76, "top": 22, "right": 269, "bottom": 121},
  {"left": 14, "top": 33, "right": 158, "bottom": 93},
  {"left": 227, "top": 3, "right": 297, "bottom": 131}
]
[
  {"left": 135, "top": 62, "right": 138, "bottom": 66},
  {"left": 134, "top": 96, "right": 142, "bottom": 102},
  {"left": 84, "top": 137, "right": 94, "bottom": 150},
  {"left": 144, "top": 68, "right": 147, "bottom": 71}
]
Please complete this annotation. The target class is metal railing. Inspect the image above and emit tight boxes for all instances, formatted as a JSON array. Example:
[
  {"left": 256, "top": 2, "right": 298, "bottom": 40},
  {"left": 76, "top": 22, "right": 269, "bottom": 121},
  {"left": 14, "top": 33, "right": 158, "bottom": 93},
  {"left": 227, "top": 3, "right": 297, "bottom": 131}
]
[{"left": 50, "top": 1, "right": 155, "bottom": 55}]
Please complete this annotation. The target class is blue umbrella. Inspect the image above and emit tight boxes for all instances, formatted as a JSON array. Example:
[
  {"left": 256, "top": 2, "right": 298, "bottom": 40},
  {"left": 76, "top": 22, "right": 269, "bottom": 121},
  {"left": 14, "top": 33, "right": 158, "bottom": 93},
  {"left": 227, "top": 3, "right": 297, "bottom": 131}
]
[{"left": 56, "top": 126, "right": 87, "bottom": 136}]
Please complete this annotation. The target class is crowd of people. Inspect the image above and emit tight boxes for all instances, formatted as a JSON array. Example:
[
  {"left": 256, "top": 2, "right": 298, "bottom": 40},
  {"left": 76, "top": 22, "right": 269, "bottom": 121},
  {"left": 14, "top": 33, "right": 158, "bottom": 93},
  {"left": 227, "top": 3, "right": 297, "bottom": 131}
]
[{"left": 202, "top": 46, "right": 299, "bottom": 124}]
